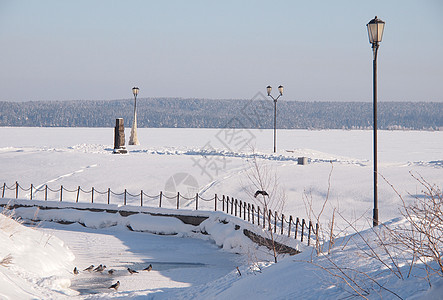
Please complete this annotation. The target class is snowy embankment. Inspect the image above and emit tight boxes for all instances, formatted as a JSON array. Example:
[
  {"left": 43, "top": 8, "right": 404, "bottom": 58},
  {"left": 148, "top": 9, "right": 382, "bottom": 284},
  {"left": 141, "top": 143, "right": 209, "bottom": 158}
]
[
  {"left": 2, "top": 201, "right": 443, "bottom": 299},
  {"left": 0, "top": 198, "right": 303, "bottom": 257},
  {"left": 0, "top": 198, "right": 303, "bottom": 298},
  {"left": 173, "top": 218, "right": 443, "bottom": 300},
  {"left": 0, "top": 211, "right": 76, "bottom": 299}
]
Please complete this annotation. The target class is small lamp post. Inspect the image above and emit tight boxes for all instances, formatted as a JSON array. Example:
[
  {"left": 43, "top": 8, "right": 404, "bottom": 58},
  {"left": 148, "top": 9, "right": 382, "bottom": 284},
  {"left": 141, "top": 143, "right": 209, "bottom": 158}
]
[
  {"left": 267, "top": 85, "right": 283, "bottom": 153},
  {"left": 129, "top": 86, "right": 140, "bottom": 145},
  {"left": 367, "top": 16, "right": 385, "bottom": 227}
]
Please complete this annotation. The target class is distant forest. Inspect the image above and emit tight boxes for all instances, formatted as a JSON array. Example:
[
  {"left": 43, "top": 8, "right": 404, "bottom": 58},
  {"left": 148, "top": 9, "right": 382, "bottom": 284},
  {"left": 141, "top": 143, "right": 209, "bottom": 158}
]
[{"left": 1, "top": 98, "right": 442, "bottom": 130}]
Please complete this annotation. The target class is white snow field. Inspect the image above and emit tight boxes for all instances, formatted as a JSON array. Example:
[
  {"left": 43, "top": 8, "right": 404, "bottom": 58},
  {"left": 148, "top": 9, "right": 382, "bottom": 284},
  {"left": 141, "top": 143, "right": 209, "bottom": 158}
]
[{"left": 0, "top": 127, "right": 442, "bottom": 299}]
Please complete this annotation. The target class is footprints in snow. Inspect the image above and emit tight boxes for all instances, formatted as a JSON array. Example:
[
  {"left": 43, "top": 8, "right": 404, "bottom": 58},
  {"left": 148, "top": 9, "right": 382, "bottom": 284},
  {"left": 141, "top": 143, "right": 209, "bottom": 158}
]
[{"left": 33, "top": 164, "right": 98, "bottom": 192}]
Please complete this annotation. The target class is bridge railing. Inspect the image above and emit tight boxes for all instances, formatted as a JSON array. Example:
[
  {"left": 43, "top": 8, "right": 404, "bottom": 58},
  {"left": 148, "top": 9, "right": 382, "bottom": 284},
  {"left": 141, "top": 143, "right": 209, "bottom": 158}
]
[{"left": 1, "top": 181, "right": 318, "bottom": 246}]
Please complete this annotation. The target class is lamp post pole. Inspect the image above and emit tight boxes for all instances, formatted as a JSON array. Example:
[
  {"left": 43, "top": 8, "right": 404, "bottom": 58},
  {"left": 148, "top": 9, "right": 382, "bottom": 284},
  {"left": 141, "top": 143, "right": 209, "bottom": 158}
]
[
  {"left": 372, "top": 43, "right": 379, "bottom": 227},
  {"left": 129, "top": 87, "right": 140, "bottom": 145},
  {"left": 267, "top": 85, "right": 283, "bottom": 153},
  {"left": 274, "top": 99, "right": 277, "bottom": 153},
  {"left": 367, "top": 16, "right": 385, "bottom": 227}
]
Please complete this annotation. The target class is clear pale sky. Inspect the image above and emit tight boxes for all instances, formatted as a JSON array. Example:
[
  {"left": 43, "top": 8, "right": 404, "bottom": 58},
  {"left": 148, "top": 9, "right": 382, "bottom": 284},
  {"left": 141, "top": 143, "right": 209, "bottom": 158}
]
[{"left": 1, "top": 0, "right": 442, "bottom": 102}]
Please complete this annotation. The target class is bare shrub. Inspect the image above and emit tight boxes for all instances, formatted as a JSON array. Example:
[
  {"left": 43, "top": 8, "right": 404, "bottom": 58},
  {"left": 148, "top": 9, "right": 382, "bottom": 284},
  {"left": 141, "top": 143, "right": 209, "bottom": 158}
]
[
  {"left": 0, "top": 203, "right": 25, "bottom": 237},
  {"left": 302, "top": 172, "right": 443, "bottom": 299},
  {"left": 382, "top": 172, "right": 443, "bottom": 279},
  {"left": 242, "top": 152, "right": 286, "bottom": 263},
  {"left": 303, "top": 161, "right": 337, "bottom": 255},
  {"left": 0, "top": 254, "right": 13, "bottom": 267}
]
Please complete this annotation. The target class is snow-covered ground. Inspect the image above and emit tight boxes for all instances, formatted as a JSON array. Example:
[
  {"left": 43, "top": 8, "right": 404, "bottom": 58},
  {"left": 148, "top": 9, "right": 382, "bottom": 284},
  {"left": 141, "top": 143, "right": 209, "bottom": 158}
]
[
  {"left": 1, "top": 127, "right": 442, "bottom": 299},
  {"left": 0, "top": 211, "right": 76, "bottom": 299},
  {"left": 1, "top": 127, "right": 442, "bottom": 229}
]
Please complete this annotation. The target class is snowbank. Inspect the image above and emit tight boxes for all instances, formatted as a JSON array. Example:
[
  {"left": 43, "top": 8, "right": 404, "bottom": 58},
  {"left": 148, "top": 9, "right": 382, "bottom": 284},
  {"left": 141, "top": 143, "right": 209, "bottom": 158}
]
[
  {"left": 1, "top": 199, "right": 303, "bottom": 258},
  {"left": 172, "top": 218, "right": 443, "bottom": 300},
  {"left": 1, "top": 199, "right": 442, "bottom": 299},
  {"left": 0, "top": 212, "right": 76, "bottom": 299}
]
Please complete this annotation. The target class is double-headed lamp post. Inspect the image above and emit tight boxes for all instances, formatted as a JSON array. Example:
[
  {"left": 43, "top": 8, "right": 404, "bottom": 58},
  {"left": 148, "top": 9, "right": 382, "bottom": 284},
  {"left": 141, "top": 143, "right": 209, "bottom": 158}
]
[
  {"left": 129, "top": 86, "right": 140, "bottom": 145},
  {"left": 267, "top": 85, "right": 283, "bottom": 153},
  {"left": 367, "top": 16, "right": 385, "bottom": 227}
]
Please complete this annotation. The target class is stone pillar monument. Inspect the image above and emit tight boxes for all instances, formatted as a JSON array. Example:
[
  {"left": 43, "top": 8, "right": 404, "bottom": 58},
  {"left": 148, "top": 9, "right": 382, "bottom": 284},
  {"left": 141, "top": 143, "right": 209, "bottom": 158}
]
[{"left": 113, "top": 118, "right": 128, "bottom": 154}]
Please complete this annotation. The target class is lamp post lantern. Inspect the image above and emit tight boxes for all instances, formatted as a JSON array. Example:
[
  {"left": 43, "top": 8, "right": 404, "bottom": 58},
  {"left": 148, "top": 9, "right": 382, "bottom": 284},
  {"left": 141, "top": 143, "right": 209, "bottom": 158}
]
[
  {"left": 129, "top": 86, "right": 140, "bottom": 145},
  {"left": 267, "top": 85, "right": 283, "bottom": 153},
  {"left": 367, "top": 16, "right": 385, "bottom": 227}
]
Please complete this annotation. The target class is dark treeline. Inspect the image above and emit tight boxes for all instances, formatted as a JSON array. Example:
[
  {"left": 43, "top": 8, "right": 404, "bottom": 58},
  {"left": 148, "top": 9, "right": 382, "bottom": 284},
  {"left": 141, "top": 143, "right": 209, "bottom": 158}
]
[{"left": 0, "top": 98, "right": 442, "bottom": 130}]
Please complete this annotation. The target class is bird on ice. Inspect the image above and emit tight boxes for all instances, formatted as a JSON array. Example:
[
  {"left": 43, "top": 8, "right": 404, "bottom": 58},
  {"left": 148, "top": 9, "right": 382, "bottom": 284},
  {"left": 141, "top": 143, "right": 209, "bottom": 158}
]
[
  {"left": 83, "top": 265, "right": 94, "bottom": 272},
  {"left": 254, "top": 190, "right": 269, "bottom": 198},
  {"left": 94, "top": 265, "right": 106, "bottom": 272},
  {"left": 98, "top": 265, "right": 106, "bottom": 272},
  {"left": 108, "top": 281, "right": 120, "bottom": 291},
  {"left": 127, "top": 267, "right": 138, "bottom": 274},
  {"left": 143, "top": 264, "right": 152, "bottom": 272},
  {"left": 73, "top": 267, "right": 79, "bottom": 275},
  {"left": 108, "top": 269, "right": 115, "bottom": 275},
  {"left": 93, "top": 264, "right": 102, "bottom": 271}
]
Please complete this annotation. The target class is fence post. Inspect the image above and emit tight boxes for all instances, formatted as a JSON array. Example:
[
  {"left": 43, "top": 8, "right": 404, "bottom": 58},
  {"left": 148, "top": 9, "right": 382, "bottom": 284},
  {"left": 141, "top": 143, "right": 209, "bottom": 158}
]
[
  {"left": 107, "top": 188, "right": 110, "bottom": 204},
  {"left": 214, "top": 194, "right": 217, "bottom": 211},
  {"left": 295, "top": 217, "right": 299, "bottom": 239},
  {"left": 288, "top": 215, "right": 293, "bottom": 237},
  {"left": 264, "top": 207, "right": 267, "bottom": 229},
  {"left": 2, "top": 183, "right": 5, "bottom": 198},
  {"left": 257, "top": 206, "right": 260, "bottom": 226},
  {"left": 30, "top": 184, "right": 33, "bottom": 200},
  {"left": 60, "top": 185, "right": 63, "bottom": 202},
  {"left": 281, "top": 214, "right": 284, "bottom": 235},
  {"left": 234, "top": 199, "right": 238, "bottom": 216},
  {"left": 252, "top": 204, "right": 255, "bottom": 224},
  {"left": 124, "top": 189, "right": 127, "bottom": 205},
  {"left": 222, "top": 195, "right": 225, "bottom": 212},
  {"left": 301, "top": 219, "right": 306, "bottom": 242},
  {"left": 159, "top": 191, "right": 162, "bottom": 207},
  {"left": 268, "top": 210, "right": 272, "bottom": 231},
  {"left": 243, "top": 202, "right": 246, "bottom": 220},
  {"left": 231, "top": 197, "right": 234, "bottom": 215},
  {"left": 76, "top": 186, "right": 80, "bottom": 203},
  {"left": 176, "top": 192, "right": 180, "bottom": 209},
  {"left": 195, "top": 193, "right": 198, "bottom": 210},
  {"left": 45, "top": 185, "right": 48, "bottom": 201},
  {"left": 239, "top": 200, "right": 242, "bottom": 217},
  {"left": 141, "top": 190, "right": 143, "bottom": 207},
  {"left": 274, "top": 211, "right": 278, "bottom": 233},
  {"left": 91, "top": 187, "right": 94, "bottom": 204},
  {"left": 316, "top": 223, "right": 319, "bottom": 243},
  {"left": 15, "top": 181, "right": 18, "bottom": 199},
  {"left": 240, "top": 201, "right": 243, "bottom": 219},
  {"left": 308, "top": 220, "right": 312, "bottom": 246},
  {"left": 247, "top": 203, "right": 250, "bottom": 222}
]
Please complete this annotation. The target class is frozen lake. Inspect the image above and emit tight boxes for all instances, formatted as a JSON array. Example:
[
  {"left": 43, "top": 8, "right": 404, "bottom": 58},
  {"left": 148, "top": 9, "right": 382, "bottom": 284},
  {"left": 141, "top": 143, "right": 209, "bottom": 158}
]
[
  {"left": 37, "top": 221, "right": 243, "bottom": 298},
  {"left": 1, "top": 127, "right": 442, "bottom": 231}
]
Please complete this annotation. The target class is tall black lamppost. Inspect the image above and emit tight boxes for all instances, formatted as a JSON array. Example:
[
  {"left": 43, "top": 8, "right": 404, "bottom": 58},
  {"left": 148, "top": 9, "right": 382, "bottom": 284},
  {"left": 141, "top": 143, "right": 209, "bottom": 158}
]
[
  {"left": 129, "top": 86, "right": 140, "bottom": 145},
  {"left": 267, "top": 85, "right": 283, "bottom": 153},
  {"left": 367, "top": 16, "right": 385, "bottom": 227}
]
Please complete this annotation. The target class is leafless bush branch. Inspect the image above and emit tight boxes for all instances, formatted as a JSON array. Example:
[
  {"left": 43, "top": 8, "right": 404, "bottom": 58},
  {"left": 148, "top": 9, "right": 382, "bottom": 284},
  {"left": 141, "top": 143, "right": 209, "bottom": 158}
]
[
  {"left": 242, "top": 150, "right": 286, "bottom": 263},
  {"left": 380, "top": 172, "right": 443, "bottom": 280},
  {"left": 0, "top": 254, "right": 13, "bottom": 267},
  {"left": 303, "top": 161, "right": 336, "bottom": 255}
]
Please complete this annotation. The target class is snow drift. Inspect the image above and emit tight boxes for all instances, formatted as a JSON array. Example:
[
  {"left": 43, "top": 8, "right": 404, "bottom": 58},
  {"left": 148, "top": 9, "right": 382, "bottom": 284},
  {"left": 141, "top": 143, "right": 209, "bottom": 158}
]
[{"left": 0, "top": 212, "right": 76, "bottom": 299}]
